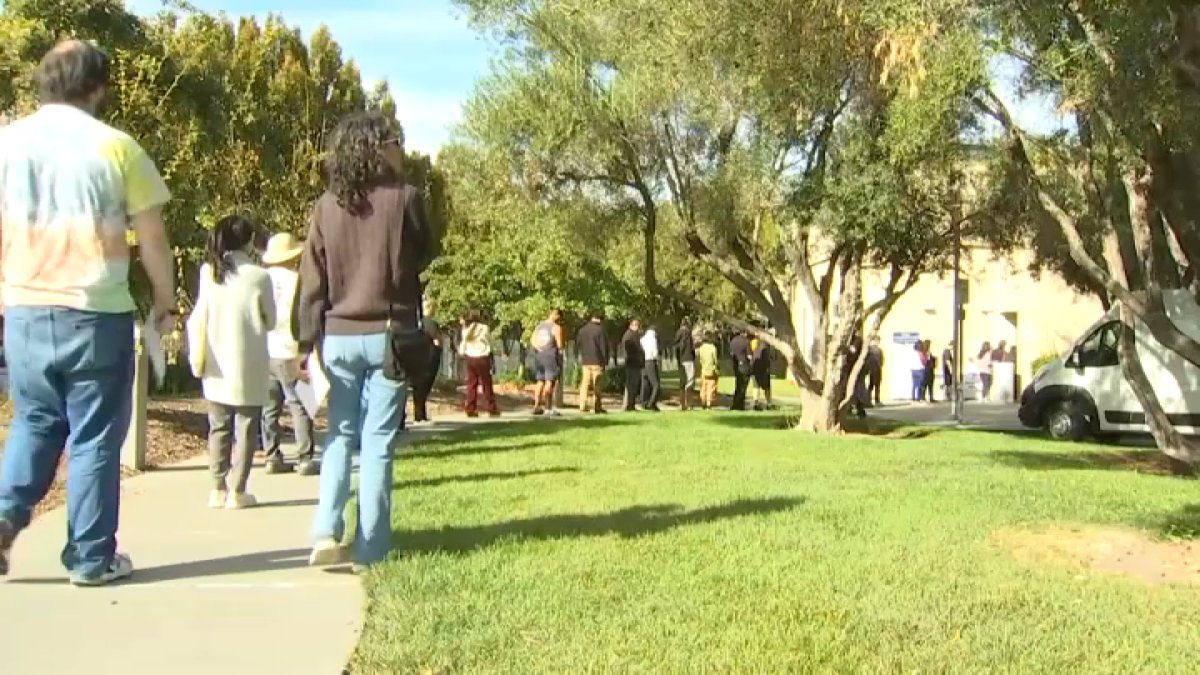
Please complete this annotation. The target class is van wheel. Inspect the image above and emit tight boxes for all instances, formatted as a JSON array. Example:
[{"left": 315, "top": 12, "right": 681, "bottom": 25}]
[{"left": 1045, "top": 401, "right": 1086, "bottom": 442}]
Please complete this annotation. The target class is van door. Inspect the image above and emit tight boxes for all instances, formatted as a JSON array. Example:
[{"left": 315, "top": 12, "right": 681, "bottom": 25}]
[{"left": 1069, "top": 321, "right": 1135, "bottom": 432}]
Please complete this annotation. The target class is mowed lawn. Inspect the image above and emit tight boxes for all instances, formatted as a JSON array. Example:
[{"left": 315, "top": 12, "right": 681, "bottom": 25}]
[{"left": 350, "top": 412, "right": 1200, "bottom": 673}]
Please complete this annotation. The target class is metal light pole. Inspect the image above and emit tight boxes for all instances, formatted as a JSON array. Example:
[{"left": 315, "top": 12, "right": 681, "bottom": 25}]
[{"left": 951, "top": 216, "right": 964, "bottom": 425}]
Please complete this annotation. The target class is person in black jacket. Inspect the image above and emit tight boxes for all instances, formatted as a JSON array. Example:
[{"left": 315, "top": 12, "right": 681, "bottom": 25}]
[
  {"left": 728, "top": 329, "right": 753, "bottom": 411},
  {"left": 675, "top": 318, "right": 697, "bottom": 410},
  {"left": 621, "top": 319, "right": 644, "bottom": 411},
  {"left": 576, "top": 312, "right": 609, "bottom": 413}
]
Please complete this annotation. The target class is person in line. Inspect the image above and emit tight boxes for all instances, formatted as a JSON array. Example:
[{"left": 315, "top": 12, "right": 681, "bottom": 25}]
[
  {"left": 0, "top": 41, "right": 176, "bottom": 585},
  {"left": 576, "top": 311, "right": 609, "bottom": 414},
  {"left": 640, "top": 326, "right": 662, "bottom": 411},
  {"left": 530, "top": 308, "right": 565, "bottom": 416},
  {"left": 260, "top": 232, "right": 318, "bottom": 476},
  {"left": 188, "top": 215, "right": 276, "bottom": 510},
  {"left": 942, "top": 340, "right": 956, "bottom": 402},
  {"left": 751, "top": 333, "right": 773, "bottom": 410},
  {"left": 675, "top": 318, "right": 697, "bottom": 411},
  {"left": 843, "top": 336, "right": 868, "bottom": 418},
  {"left": 909, "top": 341, "right": 926, "bottom": 402},
  {"left": 977, "top": 341, "right": 994, "bottom": 401},
  {"left": 296, "top": 111, "right": 440, "bottom": 570},
  {"left": 410, "top": 297, "right": 442, "bottom": 423},
  {"left": 621, "top": 319, "right": 645, "bottom": 411},
  {"left": 921, "top": 339, "right": 938, "bottom": 403},
  {"left": 865, "top": 336, "right": 884, "bottom": 407},
  {"left": 696, "top": 333, "right": 721, "bottom": 409},
  {"left": 459, "top": 309, "right": 499, "bottom": 418},
  {"left": 729, "top": 329, "right": 754, "bottom": 411}
]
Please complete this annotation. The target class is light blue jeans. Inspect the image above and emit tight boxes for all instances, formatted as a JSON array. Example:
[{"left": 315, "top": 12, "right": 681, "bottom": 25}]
[
  {"left": 310, "top": 333, "right": 406, "bottom": 566},
  {"left": 0, "top": 307, "right": 134, "bottom": 580}
]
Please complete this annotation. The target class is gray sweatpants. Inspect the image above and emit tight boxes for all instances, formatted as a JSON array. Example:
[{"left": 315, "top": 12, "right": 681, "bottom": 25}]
[{"left": 208, "top": 402, "right": 261, "bottom": 493}]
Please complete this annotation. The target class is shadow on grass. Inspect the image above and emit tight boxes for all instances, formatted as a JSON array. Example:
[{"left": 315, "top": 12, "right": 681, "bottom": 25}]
[
  {"left": 989, "top": 448, "right": 1197, "bottom": 478},
  {"left": 1149, "top": 504, "right": 1200, "bottom": 539},
  {"left": 708, "top": 412, "right": 941, "bottom": 439},
  {"left": 392, "top": 497, "right": 804, "bottom": 555},
  {"left": 399, "top": 466, "right": 579, "bottom": 488},
  {"left": 405, "top": 417, "right": 632, "bottom": 454}
]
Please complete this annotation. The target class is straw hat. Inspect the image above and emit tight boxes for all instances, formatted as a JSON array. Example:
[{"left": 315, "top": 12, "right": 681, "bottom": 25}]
[{"left": 261, "top": 232, "right": 304, "bottom": 265}]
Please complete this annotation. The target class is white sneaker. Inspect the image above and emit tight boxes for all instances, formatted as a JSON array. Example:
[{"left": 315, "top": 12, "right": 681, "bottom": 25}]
[
  {"left": 547, "top": 409, "right": 562, "bottom": 417},
  {"left": 70, "top": 552, "right": 133, "bottom": 587},
  {"left": 224, "top": 493, "right": 258, "bottom": 510},
  {"left": 309, "top": 538, "right": 349, "bottom": 566},
  {"left": 207, "top": 490, "right": 228, "bottom": 509}
]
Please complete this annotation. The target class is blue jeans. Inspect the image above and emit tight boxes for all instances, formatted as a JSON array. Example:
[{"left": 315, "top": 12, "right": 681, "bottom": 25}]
[
  {"left": 0, "top": 307, "right": 134, "bottom": 579},
  {"left": 310, "top": 333, "right": 406, "bottom": 566},
  {"left": 911, "top": 369, "right": 925, "bottom": 401}
]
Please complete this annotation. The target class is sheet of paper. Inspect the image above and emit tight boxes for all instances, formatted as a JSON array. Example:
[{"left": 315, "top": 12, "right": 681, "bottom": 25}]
[
  {"left": 294, "top": 379, "right": 321, "bottom": 419},
  {"left": 294, "top": 350, "right": 330, "bottom": 418},
  {"left": 141, "top": 321, "right": 167, "bottom": 389}
]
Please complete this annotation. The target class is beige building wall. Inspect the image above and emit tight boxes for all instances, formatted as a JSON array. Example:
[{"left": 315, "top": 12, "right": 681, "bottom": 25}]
[
  {"left": 788, "top": 245, "right": 1106, "bottom": 399},
  {"left": 861, "top": 247, "right": 1105, "bottom": 400}
]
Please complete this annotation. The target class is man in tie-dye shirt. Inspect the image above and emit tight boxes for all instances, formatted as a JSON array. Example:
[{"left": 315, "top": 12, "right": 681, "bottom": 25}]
[{"left": 0, "top": 41, "right": 177, "bottom": 586}]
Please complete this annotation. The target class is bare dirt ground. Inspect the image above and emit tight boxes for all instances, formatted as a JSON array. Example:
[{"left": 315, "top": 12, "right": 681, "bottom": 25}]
[{"left": 994, "top": 525, "right": 1200, "bottom": 585}]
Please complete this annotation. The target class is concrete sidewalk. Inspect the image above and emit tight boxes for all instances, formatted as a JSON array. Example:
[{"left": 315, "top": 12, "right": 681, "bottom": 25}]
[
  {"left": 872, "top": 401, "right": 1026, "bottom": 432},
  {"left": 0, "top": 448, "right": 360, "bottom": 675}
]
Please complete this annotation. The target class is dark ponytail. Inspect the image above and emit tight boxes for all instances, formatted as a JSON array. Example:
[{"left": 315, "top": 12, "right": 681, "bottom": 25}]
[{"left": 207, "top": 214, "right": 258, "bottom": 284}]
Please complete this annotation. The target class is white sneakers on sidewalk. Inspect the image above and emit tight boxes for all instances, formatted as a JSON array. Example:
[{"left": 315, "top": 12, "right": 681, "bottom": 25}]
[{"left": 207, "top": 490, "right": 258, "bottom": 509}]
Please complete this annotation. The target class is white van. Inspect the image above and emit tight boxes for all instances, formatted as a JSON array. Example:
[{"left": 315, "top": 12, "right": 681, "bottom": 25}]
[{"left": 1017, "top": 289, "right": 1200, "bottom": 441}]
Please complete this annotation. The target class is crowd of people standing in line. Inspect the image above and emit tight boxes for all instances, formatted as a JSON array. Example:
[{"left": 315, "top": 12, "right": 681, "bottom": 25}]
[{"left": 0, "top": 40, "right": 793, "bottom": 584}]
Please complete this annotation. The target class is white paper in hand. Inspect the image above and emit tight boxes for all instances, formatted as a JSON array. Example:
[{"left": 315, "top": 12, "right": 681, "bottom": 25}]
[
  {"left": 141, "top": 321, "right": 167, "bottom": 389},
  {"left": 295, "top": 350, "right": 330, "bottom": 419}
]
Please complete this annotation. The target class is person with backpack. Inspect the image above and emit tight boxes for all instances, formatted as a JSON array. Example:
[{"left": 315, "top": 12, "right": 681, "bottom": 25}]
[{"left": 531, "top": 308, "right": 565, "bottom": 416}]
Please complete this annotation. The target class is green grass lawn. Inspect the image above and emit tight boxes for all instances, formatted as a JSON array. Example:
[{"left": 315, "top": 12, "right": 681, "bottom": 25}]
[{"left": 350, "top": 413, "right": 1200, "bottom": 673}]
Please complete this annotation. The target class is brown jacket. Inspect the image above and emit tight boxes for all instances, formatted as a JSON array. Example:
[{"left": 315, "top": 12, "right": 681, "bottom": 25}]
[{"left": 294, "top": 183, "right": 439, "bottom": 352}]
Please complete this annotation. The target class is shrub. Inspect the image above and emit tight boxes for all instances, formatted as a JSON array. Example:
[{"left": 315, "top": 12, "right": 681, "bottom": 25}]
[{"left": 1031, "top": 351, "right": 1061, "bottom": 375}]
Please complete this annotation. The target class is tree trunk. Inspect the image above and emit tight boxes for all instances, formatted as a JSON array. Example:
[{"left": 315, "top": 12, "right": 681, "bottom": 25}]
[
  {"left": 797, "top": 387, "right": 842, "bottom": 433},
  {"left": 1117, "top": 304, "right": 1199, "bottom": 472}
]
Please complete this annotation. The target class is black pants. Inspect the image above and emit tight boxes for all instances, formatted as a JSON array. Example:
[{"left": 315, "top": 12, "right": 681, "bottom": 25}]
[
  {"left": 640, "top": 360, "right": 661, "bottom": 409},
  {"left": 732, "top": 371, "right": 751, "bottom": 410},
  {"left": 921, "top": 368, "right": 936, "bottom": 402},
  {"left": 411, "top": 347, "right": 442, "bottom": 421},
  {"left": 624, "top": 366, "right": 643, "bottom": 410},
  {"left": 867, "top": 367, "right": 882, "bottom": 404}
]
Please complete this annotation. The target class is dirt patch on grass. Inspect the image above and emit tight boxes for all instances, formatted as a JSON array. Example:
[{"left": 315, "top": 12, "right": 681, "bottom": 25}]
[{"left": 994, "top": 525, "right": 1200, "bottom": 585}]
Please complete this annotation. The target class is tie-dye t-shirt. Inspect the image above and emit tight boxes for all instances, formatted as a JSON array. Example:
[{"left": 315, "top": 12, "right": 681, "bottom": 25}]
[{"left": 0, "top": 104, "right": 171, "bottom": 313}]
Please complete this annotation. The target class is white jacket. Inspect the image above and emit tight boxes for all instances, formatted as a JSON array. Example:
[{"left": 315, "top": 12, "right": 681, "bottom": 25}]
[
  {"left": 187, "top": 252, "right": 276, "bottom": 407},
  {"left": 641, "top": 330, "right": 660, "bottom": 361},
  {"left": 459, "top": 322, "right": 492, "bottom": 358}
]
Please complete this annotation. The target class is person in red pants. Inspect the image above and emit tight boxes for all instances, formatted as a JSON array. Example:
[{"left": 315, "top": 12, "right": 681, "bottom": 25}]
[{"left": 458, "top": 309, "right": 500, "bottom": 418}]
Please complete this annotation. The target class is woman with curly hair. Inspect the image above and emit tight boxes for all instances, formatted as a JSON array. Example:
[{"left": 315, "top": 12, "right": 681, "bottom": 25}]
[{"left": 294, "top": 111, "right": 440, "bottom": 569}]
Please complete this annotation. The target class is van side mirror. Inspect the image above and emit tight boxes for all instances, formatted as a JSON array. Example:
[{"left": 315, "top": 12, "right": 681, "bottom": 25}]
[{"left": 1065, "top": 352, "right": 1082, "bottom": 370}]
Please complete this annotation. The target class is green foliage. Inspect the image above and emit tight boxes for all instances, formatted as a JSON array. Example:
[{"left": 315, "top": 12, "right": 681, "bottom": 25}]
[
  {"left": 0, "top": 1, "right": 418, "bottom": 312},
  {"left": 1031, "top": 351, "right": 1061, "bottom": 376}
]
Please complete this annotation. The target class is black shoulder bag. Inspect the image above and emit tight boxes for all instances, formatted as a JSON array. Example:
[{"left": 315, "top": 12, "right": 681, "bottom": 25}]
[{"left": 381, "top": 198, "right": 434, "bottom": 383}]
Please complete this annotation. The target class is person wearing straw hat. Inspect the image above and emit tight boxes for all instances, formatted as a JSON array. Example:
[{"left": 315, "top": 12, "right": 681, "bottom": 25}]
[{"left": 260, "top": 232, "right": 319, "bottom": 476}]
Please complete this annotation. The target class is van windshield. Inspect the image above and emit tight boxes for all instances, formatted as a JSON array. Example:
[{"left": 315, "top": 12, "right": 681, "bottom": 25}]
[{"left": 1077, "top": 322, "right": 1120, "bottom": 368}]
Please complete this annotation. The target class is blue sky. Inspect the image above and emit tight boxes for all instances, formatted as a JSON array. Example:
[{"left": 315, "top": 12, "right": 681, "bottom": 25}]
[
  {"left": 125, "top": 1, "right": 1063, "bottom": 155},
  {"left": 126, "top": 0, "right": 491, "bottom": 156}
]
